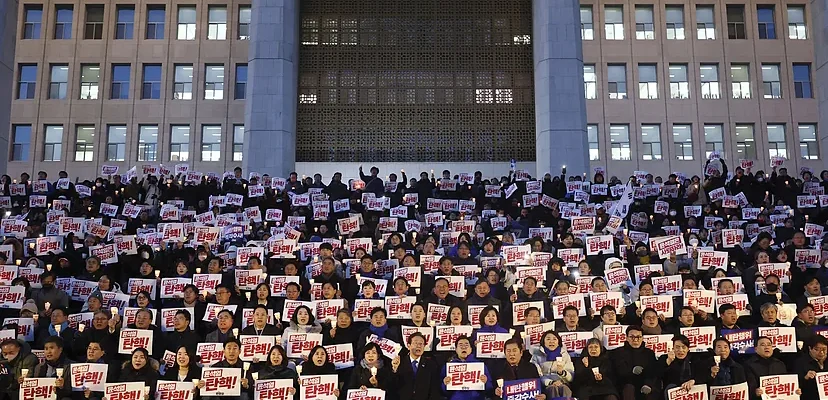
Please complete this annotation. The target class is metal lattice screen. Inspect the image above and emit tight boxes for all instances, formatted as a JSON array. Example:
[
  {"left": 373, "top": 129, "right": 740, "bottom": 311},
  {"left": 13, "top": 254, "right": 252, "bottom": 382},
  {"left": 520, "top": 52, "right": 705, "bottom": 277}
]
[{"left": 296, "top": 0, "right": 536, "bottom": 163}]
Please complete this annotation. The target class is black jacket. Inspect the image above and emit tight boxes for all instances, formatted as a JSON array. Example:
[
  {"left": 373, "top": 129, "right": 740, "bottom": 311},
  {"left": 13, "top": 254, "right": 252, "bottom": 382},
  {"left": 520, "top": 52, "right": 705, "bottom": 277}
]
[
  {"left": 165, "top": 328, "right": 201, "bottom": 354},
  {"left": 744, "top": 354, "right": 788, "bottom": 400},
  {"left": 572, "top": 354, "right": 618, "bottom": 399},
  {"left": 396, "top": 354, "right": 442, "bottom": 400},
  {"left": 657, "top": 354, "right": 708, "bottom": 388},
  {"left": 611, "top": 343, "right": 658, "bottom": 388},
  {"left": 795, "top": 354, "right": 828, "bottom": 400}
]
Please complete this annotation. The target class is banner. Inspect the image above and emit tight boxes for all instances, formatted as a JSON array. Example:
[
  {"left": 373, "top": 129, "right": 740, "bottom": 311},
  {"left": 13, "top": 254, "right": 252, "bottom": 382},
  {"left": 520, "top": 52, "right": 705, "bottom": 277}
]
[
  {"left": 757, "top": 327, "right": 796, "bottom": 353},
  {"left": 758, "top": 375, "right": 798, "bottom": 400},
  {"left": 680, "top": 326, "right": 716, "bottom": 352},
  {"left": 435, "top": 325, "right": 474, "bottom": 351},
  {"left": 19, "top": 378, "right": 56, "bottom": 400},
  {"left": 445, "top": 363, "right": 485, "bottom": 391},
  {"left": 69, "top": 363, "right": 108, "bottom": 392},
  {"left": 239, "top": 335, "right": 277, "bottom": 361},
  {"left": 709, "top": 383, "right": 748, "bottom": 400},
  {"left": 345, "top": 389, "right": 385, "bottom": 400},
  {"left": 285, "top": 332, "right": 322, "bottom": 359},
  {"left": 512, "top": 301, "right": 545, "bottom": 326},
  {"left": 104, "top": 382, "right": 144, "bottom": 400},
  {"left": 196, "top": 343, "right": 224, "bottom": 366},
  {"left": 667, "top": 384, "right": 709, "bottom": 400},
  {"left": 602, "top": 324, "right": 629, "bottom": 350},
  {"left": 683, "top": 290, "right": 716, "bottom": 314},
  {"left": 502, "top": 379, "right": 542, "bottom": 400},
  {"left": 118, "top": 328, "right": 154, "bottom": 355},
  {"left": 253, "top": 379, "right": 294, "bottom": 400},
  {"left": 201, "top": 368, "right": 242, "bottom": 397},
  {"left": 474, "top": 332, "right": 511, "bottom": 359},
  {"left": 299, "top": 375, "right": 338, "bottom": 400},
  {"left": 323, "top": 343, "right": 355, "bottom": 370},
  {"left": 155, "top": 381, "right": 195, "bottom": 400}
]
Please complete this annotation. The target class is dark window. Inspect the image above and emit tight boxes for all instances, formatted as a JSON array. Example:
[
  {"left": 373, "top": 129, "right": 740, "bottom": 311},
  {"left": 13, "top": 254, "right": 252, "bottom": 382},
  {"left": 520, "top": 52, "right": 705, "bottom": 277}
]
[
  {"left": 757, "top": 5, "right": 776, "bottom": 39},
  {"left": 726, "top": 5, "right": 746, "bottom": 39},
  {"left": 235, "top": 64, "right": 247, "bottom": 100},
  {"left": 146, "top": 6, "right": 165, "bottom": 39},
  {"left": 17, "top": 64, "right": 37, "bottom": 100},
  {"left": 142, "top": 64, "right": 162, "bottom": 99},
  {"left": 115, "top": 5, "right": 134, "bottom": 39},
  {"left": 23, "top": 5, "right": 42, "bottom": 39},
  {"left": 54, "top": 5, "right": 73, "bottom": 39},
  {"left": 111, "top": 64, "right": 131, "bottom": 99},
  {"left": 11, "top": 125, "right": 31, "bottom": 161},
  {"left": 793, "top": 63, "right": 812, "bottom": 98},
  {"left": 84, "top": 4, "right": 104, "bottom": 39}
]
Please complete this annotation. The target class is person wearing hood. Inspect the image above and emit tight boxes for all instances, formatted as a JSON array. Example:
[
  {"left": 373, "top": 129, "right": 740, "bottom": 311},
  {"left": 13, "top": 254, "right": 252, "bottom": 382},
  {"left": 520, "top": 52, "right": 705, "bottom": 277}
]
[
  {"left": 529, "top": 331, "right": 574, "bottom": 398},
  {"left": 162, "top": 345, "right": 202, "bottom": 383},
  {"left": 347, "top": 342, "right": 399, "bottom": 392},
  {"left": 253, "top": 345, "right": 298, "bottom": 394},
  {"left": 30, "top": 337, "right": 73, "bottom": 399},
  {"left": 30, "top": 271, "right": 69, "bottom": 313},
  {"left": 1, "top": 338, "right": 38, "bottom": 400},
  {"left": 441, "top": 335, "right": 493, "bottom": 400}
]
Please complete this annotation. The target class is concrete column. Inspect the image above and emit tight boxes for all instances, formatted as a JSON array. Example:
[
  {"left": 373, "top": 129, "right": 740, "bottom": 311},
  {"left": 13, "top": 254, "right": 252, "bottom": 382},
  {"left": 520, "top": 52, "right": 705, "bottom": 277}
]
[
  {"left": 811, "top": 0, "right": 828, "bottom": 159},
  {"left": 532, "top": 0, "right": 589, "bottom": 178},
  {"left": 0, "top": 0, "right": 17, "bottom": 174},
  {"left": 243, "top": 0, "right": 299, "bottom": 177}
]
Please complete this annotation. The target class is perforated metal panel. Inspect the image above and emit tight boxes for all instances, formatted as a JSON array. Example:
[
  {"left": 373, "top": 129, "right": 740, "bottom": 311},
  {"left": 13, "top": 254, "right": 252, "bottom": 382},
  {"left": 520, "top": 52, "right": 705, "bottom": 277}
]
[{"left": 296, "top": 0, "right": 536, "bottom": 163}]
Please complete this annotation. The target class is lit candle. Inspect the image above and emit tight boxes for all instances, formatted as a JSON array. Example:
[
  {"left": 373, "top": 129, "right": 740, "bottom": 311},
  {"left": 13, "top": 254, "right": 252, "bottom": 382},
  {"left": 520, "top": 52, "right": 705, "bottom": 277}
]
[
  {"left": 196, "top": 268, "right": 201, "bottom": 274},
  {"left": 232, "top": 328, "right": 239, "bottom": 337},
  {"left": 111, "top": 307, "right": 119, "bottom": 316},
  {"left": 245, "top": 292, "right": 251, "bottom": 301},
  {"left": 370, "top": 367, "right": 377, "bottom": 376},
  {"left": 295, "top": 365, "right": 302, "bottom": 376},
  {"left": 251, "top": 372, "right": 259, "bottom": 380},
  {"left": 44, "top": 302, "right": 51, "bottom": 311},
  {"left": 46, "top": 264, "right": 52, "bottom": 271},
  {"left": 54, "top": 324, "right": 61, "bottom": 334},
  {"left": 243, "top": 362, "right": 250, "bottom": 371},
  {"left": 192, "top": 379, "right": 199, "bottom": 387},
  {"left": 78, "top": 324, "right": 85, "bottom": 332},
  {"left": 154, "top": 270, "right": 160, "bottom": 278}
]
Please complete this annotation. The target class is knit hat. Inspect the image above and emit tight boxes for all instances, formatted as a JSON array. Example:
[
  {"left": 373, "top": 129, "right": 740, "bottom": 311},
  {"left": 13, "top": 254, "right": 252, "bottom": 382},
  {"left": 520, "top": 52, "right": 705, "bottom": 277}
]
[
  {"left": 20, "top": 299, "right": 37, "bottom": 315},
  {"left": 87, "top": 291, "right": 103, "bottom": 304}
]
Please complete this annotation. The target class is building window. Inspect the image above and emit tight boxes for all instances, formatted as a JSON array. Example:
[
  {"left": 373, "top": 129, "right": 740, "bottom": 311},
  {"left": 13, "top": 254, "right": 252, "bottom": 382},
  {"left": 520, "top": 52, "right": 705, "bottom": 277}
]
[
  {"left": 767, "top": 124, "right": 787, "bottom": 158},
  {"left": 605, "top": 6, "right": 624, "bottom": 40},
  {"left": 673, "top": 124, "right": 694, "bottom": 160},
  {"left": 201, "top": 125, "right": 221, "bottom": 161},
  {"left": 43, "top": 126, "right": 64, "bottom": 162},
  {"left": 704, "top": 124, "right": 725, "bottom": 158},
  {"left": 761, "top": 64, "right": 782, "bottom": 99},
  {"left": 54, "top": 5, "right": 73, "bottom": 39},
  {"left": 731, "top": 64, "right": 751, "bottom": 99},
  {"left": 757, "top": 5, "right": 776, "bottom": 39},
  {"left": 699, "top": 64, "right": 720, "bottom": 99},
  {"left": 588, "top": 124, "right": 600, "bottom": 160},
  {"left": 235, "top": 64, "right": 247, "bottom": 100},
  {"left": 177, "top": 6, "right": 196, "bottom": 40},
  {"left": 734, "top": 124, "right": 756, "bottom": 159},
  {"left": 174, "top": 65, "right": 193, "bottom": 100},
  {"left": 608, "top": 64, "right": 627, "bottom": 99},
  {"left": 669, "top": 64, "right": 690, "bottom": 99},
  {"left": 666, "top": 6, "right": 685, "bottom": 40},
  {"left": 106, "top": 125, "right": 126, "bottom": 161},
  {"left": 727, "top": 5, "right": 746, "bottom": 39},
  {"left": 146, "top": 6, "right": 165, "bottom": 39},
  {"left": 793, "top": 63, "right": 812, "bottom": 98},
  {"left": 635, "top": 6, "right": 654, "bottom": 40},
  {"left": 696, "top": 5, "right": 716, "bottom": 39},
  {"left": 49, "top": 65, "right": 68, "bottom": 100},
  {"left": 233, "top": 125, "right": 244, "bottom": 161},
  {"left": 11, "top": 125, "right": 31, "bottom": 162},
  {"left": 638, "top": 64, "right": 658, "bottom": 99},
  {"left": 23, "top": 5, "right": 42, "bottom": 39},
  {"left": 84, "top": 5, "right": 104, "bottom": 39},
  {"left": 79, "top": 64, "right": 100, "bottom": 100},
  {"left": 111, "top": 65, "right": 130, "bottom": 99},
  {"left": 114, "top": 5, "right": 134, "bottom": 39},
  {"left": 610, "top": 124, "right": 631, "bottom": 160},
  {"left": 17, "top": 64, "right": 37, "bottom": 100},
  {"left": 207, "top": 6, "right": 227, "bottom": 40},
  {"left": 238, "top": 6, "right": 251, "bottom": 39},
  {"left": 584, "top": 65, "right": 597, "bottom": 99},
  {"left": 641, "top": 124, "right": 662, "bottom": 160},
  {"left": 141, "top": 64, "right": 162, "bottom": 99},
  {"left": 204, "top": 65, "right": 224, "bottom": 100},
  {"left": 788, "top": 6, "right": 807, "bottom": 39},
  {"left": 138, "top": 125, "right": 158, "bottom": 162},
  {"left": 74, "top": 125, "right": 95, "bottom": 162},
  {"left": 799, "top": 124, "right": 819, "bottom": 159},
  {"left": 170, "top": 125, "right": 190, "bottom": 161},
  {"left": 581, "top": 7, "right": 594, "bottom": 40}
]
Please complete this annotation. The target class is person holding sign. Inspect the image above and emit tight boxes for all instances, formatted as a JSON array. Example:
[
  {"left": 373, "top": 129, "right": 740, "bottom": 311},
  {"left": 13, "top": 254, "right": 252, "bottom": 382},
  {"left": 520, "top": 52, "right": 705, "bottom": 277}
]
[
  {"left": 252, "top": 345, "right": 298, "bottom": 395},
  {"left": 657, "top": 335, "right": 707, "bottom": 396},
  {"left": 440, "top": 336, "right": 492, "bottom": 400},
  {"left": 77, "top": 341, "right": 120, "bottom": 400},
  {"left": 494, "top": 339, "right": 546, "bottom": 400},
  {"left": 197, "top": 338, "right": 251, "bottom": 400},
  {"left": 162, "top": 346, "right": 202, "bottom": 382},
  {"left": 281, "top": 305, "right": 322, "bottom": 360},
  {"left": 795, "top": 335, "right": 828, "bottom": 400},
  {"left": 34, "top": 307, "right": 76, "bottom": 363},
  {"left": 528, "top": 331, "right": 574, "bottom": 398},
  {"left": 744, "top": 337, "right": 789, "bottom": 398},
  {"left": 572, "top": 338, "right": 618, "bottom": 400},
  {"left": 119, "top": 348, "right": 159, "bottom": 399},
  {"left": 356, "top": 307, "right": 402, "bottom": 353},
  {"left": 347, "top": 342, "right": 400, "bottom": 391},
  {"left": 300, "top": 345, "right": 337, "bottom": 375},
  {"left": 165, "top": 309, "right": 201, "bottom": 355}
]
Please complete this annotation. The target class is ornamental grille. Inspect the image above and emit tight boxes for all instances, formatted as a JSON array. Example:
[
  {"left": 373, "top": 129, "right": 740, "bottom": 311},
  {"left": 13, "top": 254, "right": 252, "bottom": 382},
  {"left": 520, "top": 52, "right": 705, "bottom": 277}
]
[{"left": 296, "top": 0, "right": 536, "bottom": 163}]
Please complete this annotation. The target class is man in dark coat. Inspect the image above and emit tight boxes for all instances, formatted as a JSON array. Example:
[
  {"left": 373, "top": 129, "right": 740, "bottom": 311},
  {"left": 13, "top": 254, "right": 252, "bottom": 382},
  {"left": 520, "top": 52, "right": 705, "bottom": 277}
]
[
  {"left": 396, "top": 333, "right": 441, "bottom": 400},
  {"left": 494, "top": 339, "right": 546, "bottom": 400},
  {"left": 611, "top": 326, "right": 659, "bottom": 400}
]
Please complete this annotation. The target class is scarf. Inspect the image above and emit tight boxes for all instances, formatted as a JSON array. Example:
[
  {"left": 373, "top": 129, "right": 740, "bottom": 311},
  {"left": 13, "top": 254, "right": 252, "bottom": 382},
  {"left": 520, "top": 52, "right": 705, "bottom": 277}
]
[
  {"left": 368, "top": 323, "right": 389, "bottom": 337},
  {"left": 359, "top": 358, "right": 385, "bottom": 370},
  {"left": 477, "top": 325, "right": 506, "bottom": 334},
  {"left": 48, "top": 321, "right": 69, "bottom": 337},
  {"left": 543, "top": 346, "right": 563, "bottom": 361}
]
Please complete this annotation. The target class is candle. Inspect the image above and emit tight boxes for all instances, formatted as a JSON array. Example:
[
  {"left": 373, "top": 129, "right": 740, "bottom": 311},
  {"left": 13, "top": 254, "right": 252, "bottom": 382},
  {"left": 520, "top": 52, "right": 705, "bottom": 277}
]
[
  {"left": 497, "top": 379, "right": 504, "bottom": 388},
  {"left": 56, "top": 368, "right": 64, "bottom": 377},
  {"left": 714, "top": 356, "right": 721, "bottom": 365},
  {"left": 78, "top": 324, "right": 85, "bottom": 332},
  {"left": 232, "top": 328, "right": 239, "bottom": 337},
  {"left": 44, "top": 302, "right": 51, "bottom": 311},
  {"left": 192, "top": 379, "right": 199, "bottom": 387},
  {"left": 111, "top": 307, "right": 119, "bottom": 316},
  {"left": 251, "top": 372, "right": 259, "bottom": 380},
  {"left": 154, "top": 270, "right": 160, "bottom": 278},
  {"left": 54, "top": 324, "right": 61, "bottom": 334},
  {"left": 21, "top": 368, "right": 29, "bottom": 377},
  {"left": 15, "top": 260, "right": 20, "bottom": 266},
  {"left": 295, "top": 365, "right": 302, "bottom": 376},
  {"left": 143, "top": 386, "right": 150, "bottom": 397},
  {"left": 245, "top": 292, "right": 251, "bottom": 301},
  {"left": 370, "top": 367, "right": 377, "bottom": 376},
  {"left": 196, "top": 268, "right": 201, "bottom": 274},
  {"left": 592, "top": 367, "right": 600, "bottom": 375},
  {"left": 635, "top": 300, "right": 641, "bottom": 309},
  {"left": 46, "top": 264, "right": 52, "bottom": 271},
  {"left": 243, "top": 362, "right": 250, "bottom": 371}
]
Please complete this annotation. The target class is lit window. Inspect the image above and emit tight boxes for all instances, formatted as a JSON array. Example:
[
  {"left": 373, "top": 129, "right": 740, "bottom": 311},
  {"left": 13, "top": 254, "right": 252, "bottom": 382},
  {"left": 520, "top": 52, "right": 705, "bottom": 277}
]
[
  {"left": 207, "top": 6, "right": 226, "bottom": 40},
  {"left": 74, "top": 126, "right": 95, "bottom": 162},
  {"left": 641, "top": 124, "right": 662, "bottom": 160},
  {"left": 587, "top": 124, "right": 600, "bottom": 160},
  {"left": 704, "top": 124, "right": 725, "bottom": 158},
  {"left": 233, "top": 125, "right": 244, "bottom": 162},
  {"left": 204, "top": 65, "right": 225, "bottom": 100},
  {"left": 581, "top": 7, "right": 594, "bottom": 40},
  {"left": 666, "top": 6, "right": 685, "bottom": 40},
  {"left": 170, "top": 125, "right": 190, "bottom": 161},
  {"left": 43, "top": 125, "right": 64, "bottom": 162},
  {"left": 734, "top": 124, "right": 756, "bottom": 159},
  {"left": 761, "top": 64, "right": 782, "bottom": 99},
  {"left": 699, "top": 64, "right": 720, "bottom": 99},
  {"left": 669, "top": 64, "right": 689, "bottom": 99},
  {"left": 610, "top": 124, "right": 631, "bottom": 160},
  {"left": 584, "top": 65, "right": 597, "bottom": 99},
  {"left": 767, "top": 124, "right": 787, "bottom": 159},
  {"left": 107, "top": 125, "right": 126, "bottom": 161},
  {"left": 799, "top": 124, "right": 819, "bottom": 159},
  {"left": 80, "top": 64, "right": 100, "bottom": 100},
  {"left": 238, "top": 6, "right": 251, "bottom": 40},
  {"left": 673, "top": 124, "right": 694, "bottom": 160},
  {"left": 788, "top": 6, "right": 807, "bottom": 39},
  {"left": 201, "top": 125, "right": 222, "bottom": 161},
  {"left": 635, "top": 6, "right": 654, "bottom": 40},
  {"left": 605, "top": 6, "right": 624, "bottom": 40},
  {"left": 730, "top": 64, "right": 751, "bottom": 99},
  {"left": 638, "top": 64, "right": 658, "bottom": 99},
  {"left": 177, "top": 6, "right": 196, "bottom": 40},
  {"left": 174, "top": 65, "right": 193, "bottom": 100},
  {"left": 696, "top": 6, "right": 715, "bottom": 39},
  {"left": 138, "top": 125, "right": 158, "bottom": 162}
]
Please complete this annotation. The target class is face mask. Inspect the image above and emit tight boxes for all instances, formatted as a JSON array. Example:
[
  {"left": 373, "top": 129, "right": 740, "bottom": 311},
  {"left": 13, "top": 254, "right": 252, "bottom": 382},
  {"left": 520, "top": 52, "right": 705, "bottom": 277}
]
[
  {"left": 766, "top": 283, "right": 779, "bottom": 292},
  {"left": 95, "top": 183, "right": 102, "bottom": 187},
  {"left": 689, "top": 238, "right": 699, "bottom": 246},
  {"left": 141, "top": 252, "right": 150, "bottom": 259},
  {"left": 198, "top": 255, "right": 207, "bottom": 261},
  {"left": 669, "top": 210, "right": 677, "bottom": 217},
  {"left": 757, "top": 177, "right": 764, "bottom": 182}
]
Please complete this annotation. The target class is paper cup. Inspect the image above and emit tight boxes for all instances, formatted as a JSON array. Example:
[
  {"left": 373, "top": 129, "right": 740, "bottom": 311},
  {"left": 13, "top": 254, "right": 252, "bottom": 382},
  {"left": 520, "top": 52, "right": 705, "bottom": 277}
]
[{"left": 592, "top": 367, "right": 599, "bottom": 375}]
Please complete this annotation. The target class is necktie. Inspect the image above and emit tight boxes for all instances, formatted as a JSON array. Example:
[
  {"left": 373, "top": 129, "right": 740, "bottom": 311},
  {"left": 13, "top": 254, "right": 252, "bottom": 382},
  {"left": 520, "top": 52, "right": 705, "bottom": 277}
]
[{"left": 412, "top": 360, "right": 418, "bottom": 376}]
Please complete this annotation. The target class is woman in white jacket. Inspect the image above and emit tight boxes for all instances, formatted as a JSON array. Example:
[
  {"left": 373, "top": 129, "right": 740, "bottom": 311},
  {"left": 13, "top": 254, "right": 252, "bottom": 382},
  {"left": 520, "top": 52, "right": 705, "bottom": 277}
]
[
  {"left": 529, "top": 330, "right": 574, "bottom": 398},
  {"left": 280, "top": 305, "right": 323, "bottom": 362}
]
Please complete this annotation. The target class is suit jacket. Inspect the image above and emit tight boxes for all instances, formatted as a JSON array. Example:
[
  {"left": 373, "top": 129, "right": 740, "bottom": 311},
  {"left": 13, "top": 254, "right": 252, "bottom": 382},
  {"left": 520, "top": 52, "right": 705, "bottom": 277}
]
[{"left": 397, "top": 354, "right": 442, "bottom": 400}]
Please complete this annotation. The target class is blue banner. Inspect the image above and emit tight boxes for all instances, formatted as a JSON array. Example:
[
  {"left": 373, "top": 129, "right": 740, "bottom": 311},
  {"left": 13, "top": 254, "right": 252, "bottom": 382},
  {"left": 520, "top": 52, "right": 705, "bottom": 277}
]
[{"left": 503, "top": 379, "right": 542, "bottom": 400}]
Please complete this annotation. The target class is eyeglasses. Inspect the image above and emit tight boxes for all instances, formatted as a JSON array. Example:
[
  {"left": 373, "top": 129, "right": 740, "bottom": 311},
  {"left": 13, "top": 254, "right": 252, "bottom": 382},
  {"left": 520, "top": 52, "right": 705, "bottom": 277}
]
[{"left": 627, "top": 335, "right": 643, "bottom": 339}]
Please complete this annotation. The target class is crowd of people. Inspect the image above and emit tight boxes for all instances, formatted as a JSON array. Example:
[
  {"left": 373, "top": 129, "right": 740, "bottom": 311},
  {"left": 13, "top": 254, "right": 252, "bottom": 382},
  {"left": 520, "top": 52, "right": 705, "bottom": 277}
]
[{"left": 0, "top": 158, "right": 826, "bottom": 400}]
